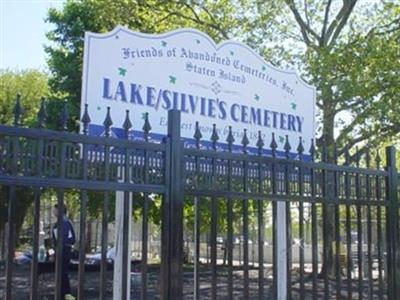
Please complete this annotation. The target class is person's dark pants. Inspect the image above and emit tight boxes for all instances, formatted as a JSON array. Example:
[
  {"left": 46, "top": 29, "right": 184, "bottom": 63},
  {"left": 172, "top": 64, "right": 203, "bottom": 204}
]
[{"left": 61, "top": 246, "right": 72, "bottom": 298}]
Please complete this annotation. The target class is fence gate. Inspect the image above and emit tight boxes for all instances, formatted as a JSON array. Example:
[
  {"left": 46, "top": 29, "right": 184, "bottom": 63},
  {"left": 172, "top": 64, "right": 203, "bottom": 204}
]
[{"left": 0, "top": 99, "right": 399, "bottom": 300}]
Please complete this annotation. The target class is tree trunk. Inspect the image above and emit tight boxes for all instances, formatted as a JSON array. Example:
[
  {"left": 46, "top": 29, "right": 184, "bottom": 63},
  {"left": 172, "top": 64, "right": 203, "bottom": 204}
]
[{"left": 319, "top": 100, "right": 337, "bottom": 277}]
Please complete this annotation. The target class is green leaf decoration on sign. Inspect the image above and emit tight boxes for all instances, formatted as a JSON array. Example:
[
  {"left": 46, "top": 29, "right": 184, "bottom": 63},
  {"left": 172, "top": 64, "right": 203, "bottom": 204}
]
[
  {"left": 196, "top": 39, "right": 200, "bottom": 44},
  {"left": 142, "top": 112, "right": 147, "bottom": 119},
  {"left": 169, "top": 75, "right": 177, "bottom": 84},
  {"left": 290, "top": 102, "right": 297, "bottom": 110},
  {"left": 230, "top": 50, "right": 234, "bottom": 56},
  {"left": 118, "top": 67, "right": 127, "bottom": 76},
  {"left": 254, "top": 94, "right": 260, "bottom": 101},
  {"left": 161, "top": 41, "right": 167, "bottom": 47},
  {"left": 97, "top": 106, "right": 101, "bottom": 111},
  {"left": 262, "top": 65, "right": 266, "bottom": 71},
  {"left": 279, "top": 136, "right": 285, "bottom": 143}
]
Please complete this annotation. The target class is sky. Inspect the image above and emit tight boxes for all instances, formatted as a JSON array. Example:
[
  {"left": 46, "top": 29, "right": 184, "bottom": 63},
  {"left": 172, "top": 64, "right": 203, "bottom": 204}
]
[{"left": 0, "top": 0, "right": 65, "bottom": 71}]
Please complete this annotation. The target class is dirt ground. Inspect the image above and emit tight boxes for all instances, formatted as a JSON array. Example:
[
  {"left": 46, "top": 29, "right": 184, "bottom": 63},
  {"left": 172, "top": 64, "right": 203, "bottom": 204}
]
[{"left": 0, "top": 262, "right": 387, "bottom": 299}]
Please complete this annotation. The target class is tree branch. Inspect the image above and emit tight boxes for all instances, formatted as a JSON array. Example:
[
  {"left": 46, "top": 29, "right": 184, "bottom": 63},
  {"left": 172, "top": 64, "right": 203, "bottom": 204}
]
[
  {"left": 326, "top": 0, "right": 358, "bottom": 48},
  {"left": 334, "top": 97, "right": 365, "bottom": 114},
  {"left": 304, "top": 0, "right": 310, "bottom": 27},
  {"left": 336, "top": 105, "right": 373, "bottom": 145},
  {"left": 320, "top": 0, "right": 332, "bottom": 46},
  {"left": 284, "top": 0, "right": 320, "bottom": 46}
]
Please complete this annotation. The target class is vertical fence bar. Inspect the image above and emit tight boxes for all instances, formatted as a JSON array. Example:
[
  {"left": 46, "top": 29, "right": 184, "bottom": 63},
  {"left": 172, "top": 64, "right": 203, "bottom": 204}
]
[
  {"left": 257, "top": 131, "right": 265, "bottom": 300},
  {"left": 78, "top": 103, "right": 90, "bottom": 299},
  {"left": 210, "top": 124, "right": 218, "bottom": 300},
  {"left": 365, "top": 152, "right": 373, "bottom": 300},
  {"left": 356, "top": 201, "right": 363, "bottom": 299},
  {"left": 385, "top": 146, "right": 399, "bottom": 300},
  {"left": 309, "top": 140, "right": 318, "bottom": 300},
  {"left": 355, "top": 163, "right": 363, "bottom": 299},
  {"left": 141, "top": 195, "right": 149, "bottom": 300},
  {"left": 211, "top": 195, "right": 217, "bottom": 300},
  {"left": 161, "top": 137, "right": 170, "bottom": 299},
  {"left": 334, "top": 202, "right": 341, "bottom": 300},
  {"left": 344, "top": 150, "right": 353, "bottom": 299},
  {"left": 161, "top": 109, "right": 183, "bottom": 300},
  {"left": 78, "top": 190, "right": 88, "bottom": 298},
  {"left": 55, "top": 101, "right": 68, "bottom": 300},
  {"left": 193, "top": 121, "right": 202, "bottom": 300},
  {"left": 194, "top": 195, "right": 200, "bottom": 300},
  {"left": 242, "top": 196, "right": 249, "bottom": 300},
  {"left": 321, "top": 145, "right": 329, "bottom": 300},
  {"left": 242, "top": 130, "right": 249, "bottom": 300},
  {"left": 227, "top": 195, "right": 233, "bottom": 299},
  {"left": 270, "top": 133, "right": 278, "bottom": 299},
  {"left": 100, "top": 107, "right": 112, "bottom": 300},
  {"left": 55, "top": 189, "right": 65, "bottom": 300},
  {"left": 141, "top": 113, "right": 151, "bottom": 300},
  {"left": 226, "top": 126, "right": 234, "bottom": 300},
  {"left": 333, "top": 149, "right": 341, "bottom": 300},
  {"left": 376, "top": 153, "right": 384, "bottom": 300},
  {"left": 297, "top": 137, "right": 305, "bottom": 300},
  {"left": 30, "top": 97, "right": 46, "bottom": 300},
  {"left": 30, "top": 136, "right": 44, "bottom": 299},
  {"left": 311, "top": 201, "right": 318, "bottom": 300},
  {"left": 142, "top": 183, "right": 149, "bottom": 299},
  {"left": 6, "top": 96, "right": 22, "bottom": 300},
  {"left": 121, "top": 150, "right": 131, "bottom": 300},
  {"left": 55, "top": 137, "right": 67, "bottom": 300},
  {"left": 284, "top": 136, "right": 292, "bottom": 300},
  {"left": 30, "top": 188, "right": 41, "bottom": 300},
  {"left": 5, "top": 185, "right": 16, "bottom": 300}
]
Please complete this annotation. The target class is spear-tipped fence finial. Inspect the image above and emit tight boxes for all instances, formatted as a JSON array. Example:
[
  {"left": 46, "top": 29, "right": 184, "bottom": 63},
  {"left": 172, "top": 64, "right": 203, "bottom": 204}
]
[
  {"left": 13, "top": 93, "right": 23, "bottom": 127},
  {"left": 211, "top": 124, "right": 219, "bottom": 150},
  {"left": 284, "top": 135, "right": 291, "bottom": 158},
  {"left": 241, "top": 129, "right": 249, "bottom": 153},
  {"left": 309, "top": 138, "right": 315, "bottom": 162},
  {"left": 37, "top": 97, "right": 47, "bottom": 129},
  {"left": 59, "top": 100, "right": 69, "bottom": 131},
  {"left": 297, "top": 137, "right": 304, "bottom": 160},
  {"left": 226, "top": 126, "right": 235, "bottom": 152},
  {"left": 123, "top": 109, "right": 132, "bottom": 139},
  {"left": 103, "top": 106, "right": 113, "bottom": 137},
  {"left": 142, "top": 112, "right": 151, "bottom": 141},
  {"left": 81, "top": 103, "right": 91, "bottom": 135},
  {"left": 270, "top": 133, "right": 277, "bottom": 157},
  {"left": 256, "top": 131, "right": 264, "bottom": 155},
  {"left": 194, "top": 121, "right": 202, "bottom": 149}
]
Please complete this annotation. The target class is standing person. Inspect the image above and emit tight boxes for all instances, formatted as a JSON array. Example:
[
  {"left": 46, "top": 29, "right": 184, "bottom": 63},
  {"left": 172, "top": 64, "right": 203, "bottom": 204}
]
[{"left": 52, "top": 204, "right": 76, "bottom": 299}]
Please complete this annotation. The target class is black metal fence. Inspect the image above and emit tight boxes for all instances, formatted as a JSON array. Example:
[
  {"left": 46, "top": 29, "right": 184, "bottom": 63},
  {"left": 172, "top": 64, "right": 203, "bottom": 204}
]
[{"left": 0, "top": 96, "right": 399, "bottom": 300}]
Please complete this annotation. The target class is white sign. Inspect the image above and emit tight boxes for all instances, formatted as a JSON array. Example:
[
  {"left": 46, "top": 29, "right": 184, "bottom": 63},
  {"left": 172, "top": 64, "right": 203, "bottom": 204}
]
[{"left": 81, "top": 26, "right": 315, "bottom": 155}]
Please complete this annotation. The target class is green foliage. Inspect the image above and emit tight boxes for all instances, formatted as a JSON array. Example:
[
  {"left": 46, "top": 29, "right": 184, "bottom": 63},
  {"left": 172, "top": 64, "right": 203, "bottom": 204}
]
[
  {"left": 0, "top": 69, "right": 49, "bottom": 127},
  {"left": 0, "top": 69, "right": 50, "bottom": 245}
]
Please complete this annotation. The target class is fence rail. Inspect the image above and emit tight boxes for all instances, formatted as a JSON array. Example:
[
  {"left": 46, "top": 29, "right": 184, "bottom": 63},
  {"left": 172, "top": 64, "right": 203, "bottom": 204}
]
[{"left": 0, "top": 96, "right": 399, "bottom": 299}]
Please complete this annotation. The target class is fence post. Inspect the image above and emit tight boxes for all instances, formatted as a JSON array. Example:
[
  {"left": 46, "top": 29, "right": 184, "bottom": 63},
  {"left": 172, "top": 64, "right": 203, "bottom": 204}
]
[
  {"left": 161, "top": 109, "right": 183, "bottom": 299},
  {"left": 385, "top": 146, "right": 399, "bottom": 300}
]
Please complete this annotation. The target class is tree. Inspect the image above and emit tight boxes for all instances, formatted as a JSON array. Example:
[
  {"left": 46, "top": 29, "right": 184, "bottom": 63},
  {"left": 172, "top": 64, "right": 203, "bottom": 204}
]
[{"left": 0, "top": 69, "right": 49, "bottom": 246}]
